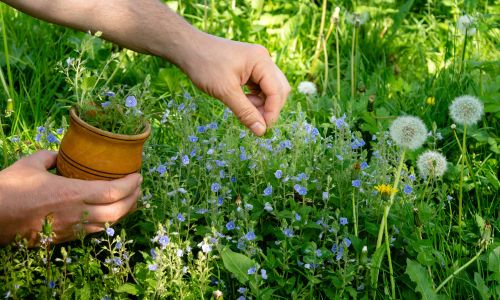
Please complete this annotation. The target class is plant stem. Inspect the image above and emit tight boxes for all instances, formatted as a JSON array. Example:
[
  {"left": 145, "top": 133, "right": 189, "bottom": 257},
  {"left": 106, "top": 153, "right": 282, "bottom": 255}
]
[
  {"left": 384, "top": 215, "right": 395, "bottom": 299},
  {"left": 458, "top": 124, "right": 467, "bottom": 226},
  {"left": 335, "top": 23, "right": 341, "bottom": 107},
  {"left": 376, "top": 150, "right": 406, "bottom": 248},
  {"left": 350, "top": 25, "right": 357, "bottom": 104},
  {"left": 310, "top": 0, "right": 327, "bottom": 76},
  {"left": 352, "top": 189, "right": 358, "bottom": 237},
  {"left": 435, "top": 248, "right": 483, "bottom": 292},
  {"left": 322, "top": 37, "right": 329, "bottom": 97},
  {"left": 459, "top": 30, "right": 468, "bottom": 76}
]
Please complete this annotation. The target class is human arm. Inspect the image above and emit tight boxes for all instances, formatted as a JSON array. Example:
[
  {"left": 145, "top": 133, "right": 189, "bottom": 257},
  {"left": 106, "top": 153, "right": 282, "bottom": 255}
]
[
  {"left": 2, "top": 0, "right": 290, "bottom": 135},
  {"left": 0, "top": 151, "right": 141, "bottom": 246}
]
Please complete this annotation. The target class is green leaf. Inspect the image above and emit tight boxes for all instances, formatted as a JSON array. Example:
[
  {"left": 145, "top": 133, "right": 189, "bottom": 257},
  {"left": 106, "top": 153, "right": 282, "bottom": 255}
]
[
  {"left": 473, "top": 272, "right": 490, "bottom": 300},
  {"left": 405, "top": 259, "right": 446, "bottom": 300},
  {"left": 370, "top": 246, "right": 385, "bottom": 290},
  {"left": 115, "top": 283, "right": 139, "bottom": 295},
  {"left": 220, "top": 246, "right": 256, "bottom": 284}
]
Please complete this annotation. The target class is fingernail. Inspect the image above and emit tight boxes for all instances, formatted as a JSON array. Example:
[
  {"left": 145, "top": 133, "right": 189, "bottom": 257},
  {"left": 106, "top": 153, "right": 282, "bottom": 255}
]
[{"left": 250, "top": 122, "right": 266, "bottom": 136}]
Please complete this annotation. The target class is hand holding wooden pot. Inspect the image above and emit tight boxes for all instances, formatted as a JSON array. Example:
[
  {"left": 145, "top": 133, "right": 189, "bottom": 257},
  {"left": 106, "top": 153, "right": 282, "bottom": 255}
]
[{"left": 57, "top": 108, "right": 151, "bottom": 180}]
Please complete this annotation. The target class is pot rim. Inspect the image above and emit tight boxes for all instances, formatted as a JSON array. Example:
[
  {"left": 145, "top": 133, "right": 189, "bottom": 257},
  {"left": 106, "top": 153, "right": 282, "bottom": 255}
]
[{"left": 70, "top": 107, "right": 151, "bottom": 141}]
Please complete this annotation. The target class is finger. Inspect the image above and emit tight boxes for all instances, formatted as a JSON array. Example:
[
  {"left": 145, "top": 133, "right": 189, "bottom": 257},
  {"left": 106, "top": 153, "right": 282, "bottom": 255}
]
[
  {"left": 251, "top": 60, "right": 290, "bottom": 127},
  {"left": 222, "top": 88, "right": 267, "bottom": 136},
  {"left": 247, "top": 94, "right": 265, "bottom": 107},
  {"left": 85, "top": 188, "right": 141, "bottom": 223},
  {"left": 83, "top": 173, "right": 142, "bottom": 205},
  {"left": 22, "top": 150, "right": 58, "bottom": 170}
]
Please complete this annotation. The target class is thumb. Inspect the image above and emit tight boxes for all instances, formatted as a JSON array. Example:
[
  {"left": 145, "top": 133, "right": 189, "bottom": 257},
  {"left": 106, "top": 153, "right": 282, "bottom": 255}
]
[
  {"left": 222, "top": 89, "right": 267, "bottom": 136},
  {"left": 23, "top": 150, "right": 58, "bottom": 170}
]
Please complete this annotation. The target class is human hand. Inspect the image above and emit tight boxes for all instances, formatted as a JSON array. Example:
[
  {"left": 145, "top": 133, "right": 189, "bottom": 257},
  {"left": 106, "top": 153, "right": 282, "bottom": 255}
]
[
  {"left": 178, "top": 33, "right": 291, "bottom": 136},
  {"left": 0, "top": 151, "right": 142, "bottom": 246}
]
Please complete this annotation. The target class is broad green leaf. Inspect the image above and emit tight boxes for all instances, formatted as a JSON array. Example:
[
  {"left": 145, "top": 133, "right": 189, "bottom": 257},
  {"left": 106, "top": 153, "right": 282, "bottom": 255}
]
[
  {"left": 220, "top": 246, "right": 255, "bottom": 284},
  {"left": 115, "top": 283, "right": 139, "bottom": 295},
  {"left": 370, "top": 246, "right": 385, "bottom": 290},
  {"left": 473, "top": 272, "right": 490, "bottom": 300},
  {"left": 405, "top": 259, "right": 446, "bottom": 300}
]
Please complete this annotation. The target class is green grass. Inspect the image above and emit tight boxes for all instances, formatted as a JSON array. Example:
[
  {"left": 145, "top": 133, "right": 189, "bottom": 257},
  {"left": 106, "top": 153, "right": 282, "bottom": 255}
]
[{"left": 1, "top": 1, "right": 499, "bottom": 299}]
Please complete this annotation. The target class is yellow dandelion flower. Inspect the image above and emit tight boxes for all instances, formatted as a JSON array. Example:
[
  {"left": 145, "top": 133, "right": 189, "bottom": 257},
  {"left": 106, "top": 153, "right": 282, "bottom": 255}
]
[
  {"left": 374, "top": 184, "right": 397, "bottom": 196},
  {"left": 426, "top": 96, "right": 435, "bottom": 105}
]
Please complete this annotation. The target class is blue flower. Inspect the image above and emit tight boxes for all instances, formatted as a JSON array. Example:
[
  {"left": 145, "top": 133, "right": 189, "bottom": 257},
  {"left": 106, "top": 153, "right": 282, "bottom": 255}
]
[
  {"left": 211, "top": 183, "right": 221, "bottom": 193},
  {"left": 115, "top": 241, "right": 122, "bottom": 250},
  {"left": 331, "top": 243, "right": 338, "bottom": 254},
  {"left": 215, "top": 160, "right": 226, "bottom": 167},
  {"left": 158, "top": 235, "right": 170, "bottom": 248},
  {"left": 352, "top": 180, "right": 361, "bottom": 188},
  {"left": 322, "top": 191, "right": 329, "bottom": 200},
  {"left": 177, "top": 213, "right": 185, "bottom": 222},
  {"left": 340, "top": 217, "right": 348, "bottom": 226},
  {"left": 231, "top": 176, "right": 237, "bottom": 183},
  {"left": 283, "top": 228, "right": 294, "bottom": 238},
  {"left": 56, "top": 128, "right": 64, "bottom": 134},
  {"left": 217, "top": 196, "right": 224, "bottom": 206},
  {"left": 403, "top": 184, "right": 413, "bottom": 195},
  {"left": 247, "top": 266, "right": 257, "bottom": 275},
  {"left": 148, "top": 264, "right": 158, "bottom": 271},
  {"left": 208, "top": 122, "right": 218, "bottom": 129},
  {"left": 101, "top": 101, "right": 111, "bottom": 108},
  {"left": 336, "top": 245, "right": 344, "bottom": 261},
  {"left": 316, "top": 249, "right": 322, "bottom": 257},
  {"left": 335, "top": 114, "right": 347, "bottom": 128},
  {"left": 188, "top": 135, "right": 198, "bottom": 142},
  {"left": 350, "top": 138, "right": 365, "bottom": 149},
  {"left": 263, "top": 185, "right": 273, "bottom": 196},
  {"left": 47, "top": 133, "right": 59, "bottom": 144},
  {"left": 409, "top": 174, "right": 416, "bottom": 181},
  {"left": 343, "top": 237, "right": 352, "bottom": 248},
  {"left": 35, "top": 133, "right": 42, "bottom": 142},
  {"left": 125, "top": 95, "right": 137, "bottom": 108},
  {"left": 105, "top": 91, "right": 115, "bottom": 97},
  {"left": 237, "top": 287, "right": 247, "bottom": 294},
  {"left": 177, "top": 103, "right": 185, "bottom": 111},
  {"left": 239, "top": 130, "right": 247, "bottom": 139},
  {"left": 245, "top": 231, "right": 256, "bottom": 241},
  {"left": 219, "top": 170, "right": 225, "bottom": 179},
  {"left": 197, "top": 125, "right": 206, "bottom": 133},
  {"left": 156, "top": 165, "right": 167, "bottom": 175},
  {"left": 106, "top": 227, "right": 115, "bottom": 237},
  {"left": 294, "top": 184, "right": 307, "bottom": 196},
  {"left": 181, "top": 155, "right": 190, "bottom": 165},
  {"left": 295, "top": 213, "right": 301, "bottom": 221},
  {"left": 37, "top": 126, "right": 45, "bottom": 133},
  {"left": 226, "top": 220, "right": 235, "bottom": 231},
  {"left": 113, "top": 257, "right": 123, "bottom": 266},
  {"left": 48, "top": 280, "right": 56, "bottom": 289},
  {"left": 296, "top": 172, "right": 308, "bottom": 181},
  {"left": 360, "top": 162, "right": 369, "bottom": 170},
  {"left": 336, "top": 154, "right": 344, "bottom": 161},
  {"left": 261, "top": 269, "right": 268, "bottom": 280},
  {"left": 274, "top": 170, "right": 283, "bottom": 179}
]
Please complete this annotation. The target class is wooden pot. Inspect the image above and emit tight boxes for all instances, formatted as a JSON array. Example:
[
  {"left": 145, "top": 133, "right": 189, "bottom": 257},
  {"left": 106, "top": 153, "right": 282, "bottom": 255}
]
[{"left": 56, "top": 107, "right": 151, "bottom": 180}]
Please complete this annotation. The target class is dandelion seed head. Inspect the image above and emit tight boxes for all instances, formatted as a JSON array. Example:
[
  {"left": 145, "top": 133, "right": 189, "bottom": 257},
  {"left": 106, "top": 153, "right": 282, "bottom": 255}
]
[
  {"left": 417, "top": 150, "right": 447, "bottom": 179},
  {"left": 449, "top": 95, "right": 484, "bottom": 126},
  {"left": 297, "top": 81, "right": 317, "bottom": 96},
  {"left": 389, "top": 116, "right": 427, "bottom": 149},
  {"left": 457, "top": 15, "right": 477, "bottom": 36}
]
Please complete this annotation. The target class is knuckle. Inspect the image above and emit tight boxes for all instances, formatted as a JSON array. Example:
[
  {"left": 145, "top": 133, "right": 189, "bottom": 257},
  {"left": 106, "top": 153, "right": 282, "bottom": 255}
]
[
  {"left": 103, "top": 186, "right": 118, "bottom": 203},
  {"left": 237, "top": 106, "right": 256, "bottom": 124},
  {"left": 252, "top": 44, "right": 269, "bottom": 56}
]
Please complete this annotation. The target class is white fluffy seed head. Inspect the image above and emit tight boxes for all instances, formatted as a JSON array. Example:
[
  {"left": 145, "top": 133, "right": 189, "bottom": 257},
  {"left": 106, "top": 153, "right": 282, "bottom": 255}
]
[
  {"left": 449, "top": 95, "right": 484, "bottom": 126},
  {"left": 417, "top": 150, "right": 447, "bottom": 179},
  {"left": 298, "top": 81, "right": 317, "bottom": 96},
  {"left": 457, "top": 15, "right": 477, "bottom": 36},
  {"left": 389, "top": 116, "right": 428, "bottom": 150}
]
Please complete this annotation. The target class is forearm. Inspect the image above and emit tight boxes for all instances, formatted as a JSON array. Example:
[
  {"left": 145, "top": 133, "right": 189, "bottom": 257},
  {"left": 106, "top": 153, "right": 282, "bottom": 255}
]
[{"left": 1, "top": 0, "right": 200, "bottom": 69}]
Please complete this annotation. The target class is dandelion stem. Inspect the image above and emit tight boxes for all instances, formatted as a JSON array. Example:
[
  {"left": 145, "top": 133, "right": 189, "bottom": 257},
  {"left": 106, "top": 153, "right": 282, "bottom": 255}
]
[
  {"left": 350, "top": 25, "right": 357, "bottom": 104},
  {"left": 458, "top": 124, "right": 467, "bottom": 226},
  {"left": 322, "top": 37, "right": 329, "bottom": 97},
  {"left": 384, "top": 214, "right": 395, "bottom": 299},
  {"left": 335, "top": 22, "right": 341, "bottom": 105},
  {"left": 311, "top": 0, "right": 328, "bottom": 76},
  {"left": 376, "top": 150, "right": 406, "bottom": 248},
  {"left": 459, "top": 29, "right": 468, "bottom": 76},
  {"left": 435, "top": 248, "right": 483, "bottom": 292}
]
